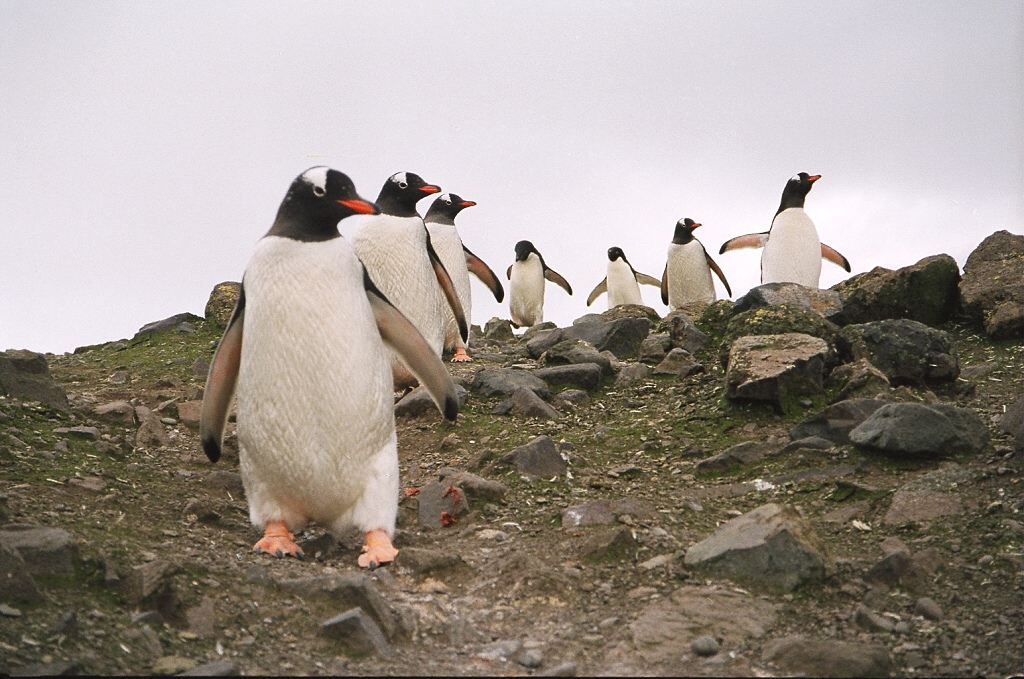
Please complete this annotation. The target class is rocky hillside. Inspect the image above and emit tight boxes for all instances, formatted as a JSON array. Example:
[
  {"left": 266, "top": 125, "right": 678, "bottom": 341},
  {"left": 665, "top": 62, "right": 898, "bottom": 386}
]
[{"left": 0, "top": 231, "right": 1021, "bottom": 677}]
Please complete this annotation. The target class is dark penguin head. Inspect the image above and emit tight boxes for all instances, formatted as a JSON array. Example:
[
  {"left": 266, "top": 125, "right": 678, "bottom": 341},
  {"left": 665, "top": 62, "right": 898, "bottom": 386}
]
[
  {"left": 267, "top": 166, "right": 379, "bottom": 241},
  {"left": 607, "top": 246, "right": 629, "bottom": 263},
  {"left": 375, "top": 171, "right": 441, "bottom": 217},
  {"left": 671, "top": 218, "right": 701, "bottom": 244},
  {"left": 514, "top": 240, "right": 541, "bottom": 263},
  {"left": 424, "top": 192, "right": 477, "bottom": 225},
  {"left": 776, "top": 172, "right": 821, "bottom": 215}
]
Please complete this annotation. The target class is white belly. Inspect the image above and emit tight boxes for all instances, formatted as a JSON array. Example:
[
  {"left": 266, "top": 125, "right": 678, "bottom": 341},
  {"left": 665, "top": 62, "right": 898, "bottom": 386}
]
[
  {"left": 762, "top": 208, "right": 821, "bottom": 287},
  {"left": 426, "top": 223, "right": 472, "bottom": 349},
  {"left": 509, "top": 256, "right": 545, "bottom": 327},
  {"left": 667, "top": 241, "right": 716, "bottom": 309},
  {"left": 606, "top": 259, "right": 644, "bottom": 308},
  {"left": 236, "top": 236, "right": 397, "bottom": 533},
  {"left": 350, "top": 214, "right": 447, "bottom": 356}
]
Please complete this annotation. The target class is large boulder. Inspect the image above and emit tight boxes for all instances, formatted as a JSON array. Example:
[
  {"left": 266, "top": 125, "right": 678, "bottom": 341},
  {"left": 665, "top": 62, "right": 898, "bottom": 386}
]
[
  {"left": 540, "top": 339, "right": 614, "bottom": 375},
  {"left": 790, "top": 398, "right": 891, "bottom": 445},
  {"left": 0, "top": 350, "right": 70, "bottom": 412},
  {"left": 959, "top": 230, "right": 1024, "bottom": 340},
  {"left": 719, "top": 305, "right": 838, "bottom": 368},
  {"left": 663, "top": 311, "right": 711, "bottom": 355},
  {"left": 725, "top": 333, "right": 829, "bottom": 413},
  {"left": 836, "top": 319, "right": 959, "bottom": 384},
  {"left": 562, "top": 316, "right": 651, "bottom": 360},
  {"left": 849, "top": 402, "right": 989, "bottom": 458},
  {"left": 831, "top": 254, "right": 961, "bottom": 326},
  {"left": 204, "top": 282, "right": 242, "bottom": 329},
  {"left": 733, "top": 282, "right": 844, "bottom": 321},
  {"left": 470, "top": 368, "right": 551, "bottom": 400}
]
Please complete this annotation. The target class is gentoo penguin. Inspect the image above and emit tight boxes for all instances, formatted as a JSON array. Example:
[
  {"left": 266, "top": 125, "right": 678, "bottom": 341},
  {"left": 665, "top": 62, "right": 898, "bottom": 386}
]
[
  {"left": 661, "top": 218, "right": 732, "bottom": 309},
  {"left": 200, "top": 167, "right": 459, "bottom": 569},
  {"left": 424, "top": 193, "right": 504, "bottom": 362},
  {"left": 586, "top": 247, "right": 661, "bottom": 309},
  {"left": 718, "top": 173, "right": 851, "bottom": 287},
  {"left": 506, "top": 240, "right": 572, "bottom": 328},
  {"left": 349, "top": 172, "right": 468, "bottom": 388}
]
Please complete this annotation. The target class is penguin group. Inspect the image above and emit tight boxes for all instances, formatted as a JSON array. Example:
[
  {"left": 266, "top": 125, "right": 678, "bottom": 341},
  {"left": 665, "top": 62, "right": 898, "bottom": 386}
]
[{"left": 200, "top": 167, "right": 851, "bottom": 570}]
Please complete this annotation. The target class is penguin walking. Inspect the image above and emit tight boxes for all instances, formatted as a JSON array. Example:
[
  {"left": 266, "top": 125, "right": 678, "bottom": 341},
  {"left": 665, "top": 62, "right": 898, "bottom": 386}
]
[
  {"left": 424, "top": 193, "right": 504, "bottom": 362},
  {"left": 349, "top": 172, "right": 468, "bottom": 388},
  {"left": 587, "top": 247, "right": 661, "bottom": 309},
  {"left": 661, "top": 218, "right": 732, "bottom": 310},
  {"left": 506, "top": 240, "right": 572, "bottom": 328},
  {"left": 719, "top": 173, "right": 850, "bottom": 287},
  {"left": 200, "top": 167, "right": 459, "bottom": 569}
]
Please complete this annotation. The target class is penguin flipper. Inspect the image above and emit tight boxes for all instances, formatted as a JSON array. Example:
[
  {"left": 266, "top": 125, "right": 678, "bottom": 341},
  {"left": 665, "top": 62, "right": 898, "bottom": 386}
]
[
  {"left": 426, "top": 236, "right": 469, "bottom": 342},
  {"left": 586, "top": 278, "right": 608, "bottom": 307},
  {"left": 635, "top": 272, "right": 662, "bottom": 288},
  {"left": 660, "top": 264, "right": 669, "bottom": 306},
  {"left": 705, "top": 252, "right": 733, "bottom": 298},
  {"left": 719, "top": 232, "right": 768, "bottom": 255},
  {"left": 506, "top": 264, "right": 513, "bottom": 280},
  {"left": 544, "top": 268, "right": 573, "bottom": 295},
  {"left": 464, "top": 245, "right": 504, "bottom": 302},
  {"left": 200, "top": 287, "right": 246, "bottom": 463},
  {"left": 821, "top": 243, "right": 851, "bottom": 272},
  {"left": 365, "top": 277, "right": 459, "bottom": 422}
]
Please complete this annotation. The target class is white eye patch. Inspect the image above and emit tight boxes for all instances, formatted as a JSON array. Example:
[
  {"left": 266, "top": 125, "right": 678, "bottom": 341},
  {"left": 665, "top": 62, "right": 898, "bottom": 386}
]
[
  {"left": 790, "top": 174, "right": 802, "bottom": 182},
  {"left": 302, "top": 166, "right": 330, "bottom": 192},
  {"left": 438, "top": 192, "right": 453, "bottom": 205},
  {"left": 390, "top": 172, "right": 408, "bottom": 186}
]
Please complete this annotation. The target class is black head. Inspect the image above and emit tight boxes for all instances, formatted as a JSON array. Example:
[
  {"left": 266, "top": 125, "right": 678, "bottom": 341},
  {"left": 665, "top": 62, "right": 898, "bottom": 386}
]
[
  {"left": 514, "top": 240, "right": 540, "bottom": 262},
  {"left": 267, "top": 167, "right": 379, "bottom": 241},
  {"left": 424, "top": 192, "right": 477, "bottom": 225},
  {"left": 777, "top": 172, "right": 820, "bottom": 214},
  {"left": 375, "top": 171, "right": 441, "bottom": 217},
  {"left": 607, "top": 247, "right": 627, "bottom": 263},
  {"left": 672, "top": 217, "right": 701, "bottom": 244}
]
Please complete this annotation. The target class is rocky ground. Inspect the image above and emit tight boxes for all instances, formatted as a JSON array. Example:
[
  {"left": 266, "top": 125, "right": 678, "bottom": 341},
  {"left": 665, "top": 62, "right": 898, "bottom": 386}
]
[{"left": 0, "top": 231, "right": 1022, "bottom": 677}]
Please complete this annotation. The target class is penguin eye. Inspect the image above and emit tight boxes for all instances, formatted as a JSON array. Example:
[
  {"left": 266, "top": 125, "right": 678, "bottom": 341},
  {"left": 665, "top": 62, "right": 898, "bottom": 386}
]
[
  {"left": 398, "top": 181, "right": 409, "bottom": 189},
  {"left": 312, "top": 185, "right": 326, "bottom": 197}
]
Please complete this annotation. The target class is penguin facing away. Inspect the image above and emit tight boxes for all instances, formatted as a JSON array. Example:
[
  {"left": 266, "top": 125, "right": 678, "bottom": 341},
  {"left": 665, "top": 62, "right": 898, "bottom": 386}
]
[
  {"left": 718, "top": 173, "right": 851, "bottom": 288},
  {"left": 506, "top": 240, "right": 572, "bottom": 328},
  {"left": 200, "top": 167, "right": 459, "bottom": 569},
  {"left": 349, "top": 172, "right": 468, "bottom": 389},
  {"left": 424, "top": 193, "right": 504, "bottom": 362},
  {"left": 587, "top": 246, "right": 661, "bottom": 309},
  {"left": 661, "top": 218, "right": 732, "bottom": 310}
]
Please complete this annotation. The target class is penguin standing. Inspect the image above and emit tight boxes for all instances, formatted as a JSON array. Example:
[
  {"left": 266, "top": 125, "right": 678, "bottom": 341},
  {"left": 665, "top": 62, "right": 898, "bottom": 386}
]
[
  {"left": 424, "top": 193, "right": 504, "bottom": 362},
  {"left": 587, "top": 247, "right": 661, "bottom": 309},
  {"left": 200, "top": 167, "right": 459, "bottom": 569},
  {"left": 349, "top": 172, "right": 468, "bottom": 388},
  {"left": 661, "top": 218, "right": 732, "bottom": 310},
  {"left": 506, "top": 240, "right": 572, "bottom": 328},
  {"left": 719, "top": 173, "right": 850, "bottom": 287}
]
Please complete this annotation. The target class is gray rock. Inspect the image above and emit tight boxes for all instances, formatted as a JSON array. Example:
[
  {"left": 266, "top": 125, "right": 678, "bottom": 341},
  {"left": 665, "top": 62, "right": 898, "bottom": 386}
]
[
  {"left": 319, "top": 607, "right": 391, "bottom": 657},
  {"left": 691, "top": 634, "right": 721, "bottom": 656},
  {"left": 832, "top": 254, "right": 961, "bottom": 327},
  {"left": 134, "top": 312, "right": 204, "bottom": 338},
  {"left": 93, "top": 400, "right": 137, "bottom": 424},
  {"left": 185, "top": 596, "right": 216, "bottom": 637},
  {"left": 849, "top": 402, "right": 989, "bottom": 457},
  {"left": 829, "top": 358, "right": 892, "bottom": 401},
  {"left": 652, "top": 348, "right": 704, "bottom": 377},
  {"left": 393, "top": 546, "right": 468, "bottom": 575},
  {"left": 695, "top": 441, "right": 777, "bottom": 472},
  {"left": 277, "top": 573, "right": 397, "bottom": 638},
  {"left": 725, "top": 333, "right": 829, "bottom": 412},
  {"left": 762, "top": 636, "right": 892, "bottom": 678},
  {"left": 191, "top": 355, "right": 210, "bottom": 378},
  {"left": 0, "top": 350, "right": 70, "bottom": 412},
  {"left": 719, "top": 305, "right": 839, "bottom": 368},
  {"left": 471, "top": 368, "right": 551, "bottom": 399},
  {"left": 541, "top": 338, "right": 614, "bottom": 375},
  {"left": 176, "top": 400, "right": 202, "bottom": 429},
  {"left": 515, "top": 648, "right": 544, "bottom": 668},
  {"left": 580, "top": 526, "right": 638, "bottom": 562},
  {"left": 883, "top": 464, "right": 974, "bottom": 525},
  {"left": 0, "top": 526, "right": 78, "bottom": 576},
  {"left": 395, "top": 384, "right": 468, "bottom": 418},
  {"left": 499, "top": 435, "right": 568, "bottom": 479},
  {"left": 122, "top": 624, "right": 163, "bottom": 659},
  {"left": 790, "top": 398, "right": 891, "bottom": 445},
  {"left": 959, "top": 230, "right": 1024, "bottom": 339},
  {"left": 864, "top": 551, "right": 928, "bottom": 595},
  {"left": 417, "top": 480, "right": 470, "bottom": 529},
  {"left": 178, "top": 661, "right": 240, "bottom": 676},
  {"left": 122, "top": 559, "right": 180, "bottom": 605},
  {"left": 836, "top": 319, "right": 959, "bottom": 384},
  {"left": 915, "top": 597, "right": 943, "bottom": 621},
  {"left": 562, "top": 316, "right": 651, "bottom": 359},
  {"left": 525, "top": 328, "right": 565, "bottom": 358},
  {"left": 8, "top": 661, "right": 83, "bottom": 677},
  {"left": 614, "top": 362, "right": 652, "bottom": 386},
  {"left": 554, "top": 389, "right": 591, "bottom": 408},
  {"left": 205, "top": 471, "right": 244, "bottom": 497},
  {"left": 63, "top": 425, "right": 100, "bottom": 440},
  {"left": 665, "top": 311, "right": 712, "bottom": 354},
  {"left": 638, "top": 333, "right": 670, "bottom": 364},
  {"left": 482, "top": 317, "right": 515, "bottom": 342},
  {"left": 684, "top": 503, "right": 830, "bottom": 592},
  {"left": 437, "top": 470, "right": 508, "bottom": 501},
  {"left": 539, "top": 661, "right": 579, "bottom": 677},
  {"left": 522, "top": 321, "right": 558, "bottom": 340},
  {"left": 561, "top": 499, "right": 617, "bottom": 528},
  {"left": 854, "top": 605, "right": 897, "bottom": 633},
  {"left": 777, "top": 436, "right": 835, "bottom": 455},
  {"left": 1001, "top": 391, "right": 1023, "bottom": 452},
  {"left": 135, "top": 405, "right": 171, "bottom": 449},
  {"left": 0, "top": 542, "right": 41, "bottom": 603},
  {"left": 534, "top": 363, "right": 603, "bottom": 391},
  {"left": 733, "top": 282, "right": 844, "bottom": 320},
  {"left": 492, "top": 387, "right": 561, "bottom": 419}
]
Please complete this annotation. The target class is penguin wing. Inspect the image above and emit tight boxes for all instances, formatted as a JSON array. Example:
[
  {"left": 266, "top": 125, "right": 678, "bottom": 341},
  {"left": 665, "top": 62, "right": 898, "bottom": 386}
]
[
  {"left": 660, "top": 263, "right": 669, "bottom": 306},
  {"left": 635, "top": 272, "right": 662, "bottom": 288},
  {"left": 365, "top": 275, "right": 458, "bottom": 421},
  {"left": 506, "top": 264, "right": 513, "bottom": 280},
  {"left": 463, "top": 245, "right": 504, "bottom": 303},
  {"left": 821, "top": 243, "right": 851, "bottom": 272},
  {"left": 586, "top": 278, "right": 608, "bottom": 306},
  {"left": 719, "top": 232, "right": 769, "bottom": 255},
  {"left": 200, "top": 286, "right": 246, "bottom": 463},
  {"left": 704, "top": 251, "right": 732, "bottom": 297},
  {"left": 544, "top": 267, "right": 573, "bottom": 295},
  {"left": 425, "top": 232, "right": 469, "bottom": 342}
]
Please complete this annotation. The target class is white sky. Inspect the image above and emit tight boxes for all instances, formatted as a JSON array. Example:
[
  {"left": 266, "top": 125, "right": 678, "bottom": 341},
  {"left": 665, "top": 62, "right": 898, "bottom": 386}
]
[{"left": 2, "top": 1, "right": 1022, "bottom": 354}]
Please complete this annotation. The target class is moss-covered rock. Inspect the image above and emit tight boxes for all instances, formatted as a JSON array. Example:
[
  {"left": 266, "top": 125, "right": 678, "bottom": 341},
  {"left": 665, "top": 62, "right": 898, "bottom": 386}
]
[
  {"left": 204, "top": 281, "right": 242, "bottom": 330},
  {"left": 718, "top": 305, "right": 839, "bottom": 369},
  {"left": 831, "top": 254, "right": 960, "bottom": 327}
]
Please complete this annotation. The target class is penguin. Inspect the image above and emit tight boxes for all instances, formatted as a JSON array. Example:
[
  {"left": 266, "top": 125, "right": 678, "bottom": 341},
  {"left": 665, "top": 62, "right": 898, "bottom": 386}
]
[
  {"left": 506, "top": 240, "right": 572, "bottom": 328},
  {"left": 349, "top": 172, "right": 468, "bottom": 388},
  {"left": 200, "top": 166, "right": 459, "bottom": 569},
  {"left": 718, "top": 173, "right": 851, "bottom": 288},
  {"left": 586, "top": 247, "right": 661, "bottom": 309},
  {"left": 661, "top": 218, "right": 732, "bottom": 310},
  {"left": 423, "top": 193, "right": 504, "bottom": 362}
]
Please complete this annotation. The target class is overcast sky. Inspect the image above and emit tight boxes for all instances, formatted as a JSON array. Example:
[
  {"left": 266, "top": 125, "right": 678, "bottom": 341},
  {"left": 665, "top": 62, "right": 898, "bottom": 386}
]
[{"left": 2, "top": 1, "right": 1021, "bottom": 355}]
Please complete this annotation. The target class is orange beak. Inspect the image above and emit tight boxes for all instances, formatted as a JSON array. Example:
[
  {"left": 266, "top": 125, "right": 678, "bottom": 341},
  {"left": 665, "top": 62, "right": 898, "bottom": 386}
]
[{"left": 338, "top": 199, "right": 379, "bottom": 215}]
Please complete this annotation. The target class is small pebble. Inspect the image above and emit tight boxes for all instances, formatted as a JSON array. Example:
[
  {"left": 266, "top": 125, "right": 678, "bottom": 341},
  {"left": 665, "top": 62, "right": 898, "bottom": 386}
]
[
  {"left": 516, "top": 648, "right": 544, "bottom": 668},
  {"left": 0, "top": 603, "right": 22, "bottom": 617},
  {"left": 691, "top": 634, "right": 720, "bottom": 656},
  {"left": 915, "top": 597, "right": 943, "bottom": 621},
  {"left": 978, "top": 555, "right": 994, "bottom": 566}
]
